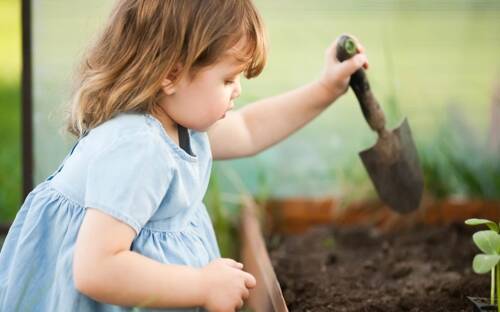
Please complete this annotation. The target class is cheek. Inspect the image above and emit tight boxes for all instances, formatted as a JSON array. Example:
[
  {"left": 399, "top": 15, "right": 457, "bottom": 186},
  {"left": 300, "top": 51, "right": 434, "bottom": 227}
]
[{"left": 210, "top": 86, "right": 230, "bottom": 109}]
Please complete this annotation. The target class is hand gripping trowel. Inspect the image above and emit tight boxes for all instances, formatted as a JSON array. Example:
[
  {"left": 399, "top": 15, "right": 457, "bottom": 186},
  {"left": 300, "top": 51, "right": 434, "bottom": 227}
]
[{"left": 336, "top": 35, "right": 424, "bottom": 213}]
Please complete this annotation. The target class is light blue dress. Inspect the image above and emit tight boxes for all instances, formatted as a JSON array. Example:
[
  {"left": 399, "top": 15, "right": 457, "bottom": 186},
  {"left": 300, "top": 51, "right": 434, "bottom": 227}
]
[{"left": 0, "top": 112, "right": 220, "bottom": 311}]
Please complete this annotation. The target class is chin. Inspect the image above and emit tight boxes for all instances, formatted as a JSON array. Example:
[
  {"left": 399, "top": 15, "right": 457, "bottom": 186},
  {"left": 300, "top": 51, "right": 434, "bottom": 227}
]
[
  {"left": 184, "top": 117, "right": 221, "bottom": 132},
  {"left": 189, "top": 124, "right": 211, "bottom": 132}
]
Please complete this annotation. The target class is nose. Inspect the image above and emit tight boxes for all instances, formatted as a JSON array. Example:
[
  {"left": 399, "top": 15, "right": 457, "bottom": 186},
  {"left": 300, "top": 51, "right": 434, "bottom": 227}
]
[{"left": 231, "top": 78, "right": 242, "bottom": 100}]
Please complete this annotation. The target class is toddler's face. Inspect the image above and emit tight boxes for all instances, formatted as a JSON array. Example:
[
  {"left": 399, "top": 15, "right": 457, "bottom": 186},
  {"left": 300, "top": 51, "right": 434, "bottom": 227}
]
[{"left": 161, "top": 53, "right": 245, "bottom": 132}]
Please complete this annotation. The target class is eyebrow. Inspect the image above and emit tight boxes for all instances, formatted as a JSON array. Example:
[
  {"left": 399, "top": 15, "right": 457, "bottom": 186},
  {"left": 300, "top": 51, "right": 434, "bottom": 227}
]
[{"left": 226, "top": 63, "right": 246, "bottom": 76}]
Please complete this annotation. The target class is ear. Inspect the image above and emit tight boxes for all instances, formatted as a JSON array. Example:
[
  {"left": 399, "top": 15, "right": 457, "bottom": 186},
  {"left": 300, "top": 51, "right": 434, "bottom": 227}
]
[
  {"left": 161, "top": 78, "right": 176, "bottom": 96},
  {"left": 161, "top": 65, "right": 182, "bottom": 96}
]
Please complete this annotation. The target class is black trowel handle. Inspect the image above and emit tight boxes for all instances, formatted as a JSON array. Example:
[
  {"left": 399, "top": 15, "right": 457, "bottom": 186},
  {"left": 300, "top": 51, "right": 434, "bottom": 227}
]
[{"left": 336, "top": 35, "right": 386, "bottom": 135}]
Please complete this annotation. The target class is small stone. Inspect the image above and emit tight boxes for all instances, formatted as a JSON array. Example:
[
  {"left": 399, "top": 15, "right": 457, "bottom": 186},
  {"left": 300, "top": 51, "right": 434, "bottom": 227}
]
[
  {"left": 326, "top": 252, "right": 337, "bottom": 265},
  {"left": 363, "top": 259, "right": 375, "bottom": 271},
  {"left": 382, "top": 241, "right": 390, "bottom": 253},
  {"left": 391, "top": 263, "right": 413, "bottom": 279}
]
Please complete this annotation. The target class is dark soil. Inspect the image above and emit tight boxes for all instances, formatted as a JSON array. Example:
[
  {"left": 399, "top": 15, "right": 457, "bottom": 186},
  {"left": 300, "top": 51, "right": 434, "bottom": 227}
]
[{"left": 267, "top": 223, "right": 489, "bottom": 312}]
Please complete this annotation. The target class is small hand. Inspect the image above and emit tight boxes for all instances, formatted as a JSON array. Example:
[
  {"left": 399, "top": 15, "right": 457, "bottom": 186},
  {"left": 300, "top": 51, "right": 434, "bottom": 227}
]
[
  {"left": 319, "top": 34, "right": 369, "bottom": 97},
  {"left": 201, "top": 258, "right": 256, "bottom": 312}
]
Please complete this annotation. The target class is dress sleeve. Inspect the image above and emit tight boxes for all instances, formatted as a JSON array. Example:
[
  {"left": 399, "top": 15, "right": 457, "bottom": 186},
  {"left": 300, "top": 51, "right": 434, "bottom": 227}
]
[{"left": 84, "top": 131, "right": 172, "bottom": 234}]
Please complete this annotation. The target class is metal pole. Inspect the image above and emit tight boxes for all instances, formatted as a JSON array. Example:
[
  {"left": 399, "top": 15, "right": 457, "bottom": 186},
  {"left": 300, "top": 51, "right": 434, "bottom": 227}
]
[{"left": 21, "top": 0, "right": 33, "bottom": 199}]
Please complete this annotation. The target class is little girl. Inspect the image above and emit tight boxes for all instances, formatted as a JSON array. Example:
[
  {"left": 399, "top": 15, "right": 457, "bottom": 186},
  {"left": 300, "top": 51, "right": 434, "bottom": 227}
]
[{"left": 0, "top": 0, "right": 368, "bottom": 311}]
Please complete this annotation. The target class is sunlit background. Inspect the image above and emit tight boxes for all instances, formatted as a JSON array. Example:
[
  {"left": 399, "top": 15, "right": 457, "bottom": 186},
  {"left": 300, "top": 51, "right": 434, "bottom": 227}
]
[{"left": 1, "top": 0, "right": 499, "bottom": 255}]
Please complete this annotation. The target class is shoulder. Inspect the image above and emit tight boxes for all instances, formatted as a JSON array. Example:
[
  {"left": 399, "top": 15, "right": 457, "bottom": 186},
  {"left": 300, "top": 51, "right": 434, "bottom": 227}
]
[
  {"left": 85, "top": 112, "right": 165, "bottom": 151},
  {"left": 91, "top": 112, "right": 155, "bottom": 138},
  {"left": 78, "top": 113, "right": 175, "bottom": 170}
]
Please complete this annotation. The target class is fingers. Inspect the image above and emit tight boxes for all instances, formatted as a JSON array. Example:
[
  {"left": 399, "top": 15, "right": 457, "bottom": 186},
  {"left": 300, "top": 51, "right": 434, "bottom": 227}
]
[
  {"left": 226, "top": 260, "right": 255, "bottom": 288},
  {"left": 241, "top": 287, "right": 250, "bottom": 300},
  {"left": 337, "top": 53, "right": 368, "bottom": 78},
  {"left": 218, "top": 258, "right": 255, "bottom": 288},
  {"left": 220, "top": 258, "right": 244, "bottom": 269},
  {"left": 354, "top": 53, "right": 368, "bottom": 70},
  {"left": 326, "top": 39, "right": 339, "bottom": 57},
  {"left": 237, "top": 289, "right": 249, "bottom": 310},
  {"left": 341, "top": 34, "right": 368, "bottom": 69},
  {"left": 327, "top": 34, "right": 368, "bottom": 69},
  {"left": 237, "top": 299, "right": 245, "bottom": 310},
  {"left": 242, "top": 272, "right": 257, "bottom": 289}
]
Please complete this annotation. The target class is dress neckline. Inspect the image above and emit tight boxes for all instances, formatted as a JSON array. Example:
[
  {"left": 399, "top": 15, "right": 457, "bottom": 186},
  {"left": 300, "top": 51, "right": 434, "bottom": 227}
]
[{"left": 145, "top": 113, "right": 198, "bottom": 162}]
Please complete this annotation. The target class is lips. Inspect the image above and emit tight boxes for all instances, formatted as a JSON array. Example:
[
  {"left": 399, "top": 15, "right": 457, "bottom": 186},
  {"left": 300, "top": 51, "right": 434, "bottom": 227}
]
[{"left": 221, "top": 104, "right": 233, "bottom": 119}]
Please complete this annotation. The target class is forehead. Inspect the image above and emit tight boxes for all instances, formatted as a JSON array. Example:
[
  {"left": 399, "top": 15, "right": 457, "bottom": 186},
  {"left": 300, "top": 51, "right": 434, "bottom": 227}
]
[
  {"left": 192, "top": 38, "right": 251, "bottom": 79},
  {"left": 216, "top": 38, "right": 251, "bottom": 73},
  {"left": 217, "top": 56, "right": 247, "bottom": 73}
]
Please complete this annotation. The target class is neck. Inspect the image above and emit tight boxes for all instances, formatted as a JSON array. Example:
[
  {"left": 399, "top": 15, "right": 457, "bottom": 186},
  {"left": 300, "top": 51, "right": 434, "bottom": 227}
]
[{"left": 150, "top": 105, "right": 179, "bottom": 145}]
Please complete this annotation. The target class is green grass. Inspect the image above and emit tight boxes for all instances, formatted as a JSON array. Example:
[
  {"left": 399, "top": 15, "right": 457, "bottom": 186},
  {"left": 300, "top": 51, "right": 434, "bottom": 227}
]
[
  {"left": 204, "top": 166, "right": 240, "bottom": 258},
  {"left": 0, "top": 0, "right": 21, "bottom": 222},
  {"left": 421, "top": 108, "right": 500, "bottom": 200},
  {"left": 0, "top": 83, "right": 21, "bottom": 221},
  {"left": 0, "top": 0, "right": 21, "bottom": 81}
]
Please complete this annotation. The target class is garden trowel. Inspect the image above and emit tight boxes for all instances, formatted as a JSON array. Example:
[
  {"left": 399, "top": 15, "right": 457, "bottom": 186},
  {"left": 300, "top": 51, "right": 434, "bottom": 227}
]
[{"left": 336, "top": 35, "right": 424, "bottom": 213}]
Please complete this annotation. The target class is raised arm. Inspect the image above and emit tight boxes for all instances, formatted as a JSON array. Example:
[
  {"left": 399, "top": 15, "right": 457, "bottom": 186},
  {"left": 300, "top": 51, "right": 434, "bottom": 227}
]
[{"left": 208, "top": 36, "right": 368, "bottom": 160}]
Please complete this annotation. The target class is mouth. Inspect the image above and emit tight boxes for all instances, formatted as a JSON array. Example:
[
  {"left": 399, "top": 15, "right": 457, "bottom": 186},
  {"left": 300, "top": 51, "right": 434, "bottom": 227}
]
[
  {"left": 221, "top": 104, "right": 233, "bottom": 119},
  {"left": 221, "top": 109, "right": 231, "bottom": 119}
]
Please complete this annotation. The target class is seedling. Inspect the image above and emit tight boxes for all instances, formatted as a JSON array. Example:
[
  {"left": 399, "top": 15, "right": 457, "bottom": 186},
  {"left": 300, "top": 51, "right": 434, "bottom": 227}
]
[{"left": 465, "top": 218, "right": 500, "bottom": 311}]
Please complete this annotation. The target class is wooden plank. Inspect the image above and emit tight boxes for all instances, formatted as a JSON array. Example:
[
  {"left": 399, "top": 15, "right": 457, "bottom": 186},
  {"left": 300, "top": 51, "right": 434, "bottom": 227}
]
[{"left": 241, "top": 196, "right": 288, "bottom": 312}]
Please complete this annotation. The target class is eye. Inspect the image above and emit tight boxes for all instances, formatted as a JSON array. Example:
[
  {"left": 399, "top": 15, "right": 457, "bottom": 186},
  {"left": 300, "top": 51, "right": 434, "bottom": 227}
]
[{"left": 224, "top": 80, "right": 235, "bottom": 85}]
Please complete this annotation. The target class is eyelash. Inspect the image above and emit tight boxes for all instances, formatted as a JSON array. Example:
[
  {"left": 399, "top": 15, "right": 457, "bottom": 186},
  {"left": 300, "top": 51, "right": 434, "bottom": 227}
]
[{"left": 225, "top": 80, "right": 235, "bottom": 85}]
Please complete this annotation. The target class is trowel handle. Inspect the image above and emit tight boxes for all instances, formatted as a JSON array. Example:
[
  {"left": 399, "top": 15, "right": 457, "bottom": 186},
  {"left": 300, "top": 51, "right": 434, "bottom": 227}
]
[{"left": 336, "top": 35, "right": 386, "bottom": 134}]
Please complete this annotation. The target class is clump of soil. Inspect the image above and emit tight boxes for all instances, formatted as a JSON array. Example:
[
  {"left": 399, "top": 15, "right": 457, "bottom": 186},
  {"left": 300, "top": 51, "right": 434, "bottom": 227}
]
[{"left": 267, "top": 223, "right": 488, "bottom": 311}]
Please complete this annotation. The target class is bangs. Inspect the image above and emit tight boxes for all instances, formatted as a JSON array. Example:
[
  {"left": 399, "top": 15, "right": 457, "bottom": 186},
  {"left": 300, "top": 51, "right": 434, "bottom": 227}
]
[
  {"left": 186, "top": 0, "right": 268, "bottom": 80},
  {"left": 225, "top": 0, "right": 268, "bottom": 79},
  {"left": 229, "top": 31, "right": 267, "bottom": 79}
]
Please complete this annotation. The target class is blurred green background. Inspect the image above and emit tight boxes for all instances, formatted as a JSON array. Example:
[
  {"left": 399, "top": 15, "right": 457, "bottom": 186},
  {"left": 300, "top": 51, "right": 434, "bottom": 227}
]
[
  {"left": 230, "top": 0, "right": 500, "bottom": 200},
  {"left": 1, "top": 1, "right": 499, "bottom": 257},
  {"left": 0, "top": 0, "right": 21, "bottom": 223}
]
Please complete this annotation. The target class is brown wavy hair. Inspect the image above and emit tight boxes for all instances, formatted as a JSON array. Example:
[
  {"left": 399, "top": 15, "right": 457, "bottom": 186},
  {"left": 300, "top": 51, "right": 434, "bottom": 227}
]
[{"left": 66, "top": 0, "right": 267, "bottom": 137}]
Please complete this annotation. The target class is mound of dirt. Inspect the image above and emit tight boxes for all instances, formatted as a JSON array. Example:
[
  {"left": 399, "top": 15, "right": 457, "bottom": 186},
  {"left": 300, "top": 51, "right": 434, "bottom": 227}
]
[{"left": 268, "top": 223, "right": 489, "bottom": 311}]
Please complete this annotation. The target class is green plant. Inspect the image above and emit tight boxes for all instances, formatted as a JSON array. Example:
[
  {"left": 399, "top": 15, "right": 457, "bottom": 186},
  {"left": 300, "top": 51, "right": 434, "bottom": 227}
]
[
  {"left": 465, "top": 218, "right": 500, "bottom": 310},
  {"left": 204, "top": 165, "right": 238, "bottom": 258},
  {"left": 421, "top": 107, "right": 500, "bottom": 200}
]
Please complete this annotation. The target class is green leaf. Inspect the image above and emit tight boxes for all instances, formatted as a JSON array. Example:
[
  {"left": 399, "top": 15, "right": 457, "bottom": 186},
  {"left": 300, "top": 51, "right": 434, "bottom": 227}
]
[
  {"left": 473, "top": 231, "right": 500, "bottom": 254},
  {"left": 472, "top": 254, "right": 500, "bottom": 274},
  {"left": 465, "top": 218, "right": 499, "bottom": 232}
]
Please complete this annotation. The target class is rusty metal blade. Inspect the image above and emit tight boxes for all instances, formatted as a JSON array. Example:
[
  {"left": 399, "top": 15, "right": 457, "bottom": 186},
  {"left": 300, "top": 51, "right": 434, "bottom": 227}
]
[{"left": 359, "top": 118, "right": 424, "bottom": 213}]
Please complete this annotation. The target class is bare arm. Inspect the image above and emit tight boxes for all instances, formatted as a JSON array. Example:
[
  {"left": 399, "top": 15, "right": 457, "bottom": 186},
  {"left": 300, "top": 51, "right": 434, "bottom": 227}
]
[
  {"left": 73, "top": 209, "right": 255, "bottom": 310},
  {"left": 208, "top": 80, "right": 341, "bottom": 159},
  {"left": 73, "top": 209, "right": 205, "bottom": 308},
  {"left": 208, "top": 36, "right": 368, "bottom": 160}
]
